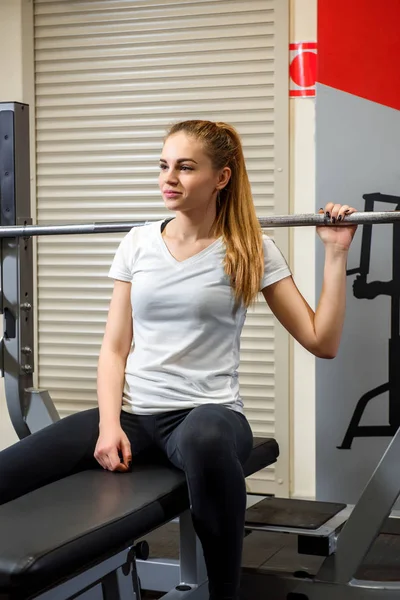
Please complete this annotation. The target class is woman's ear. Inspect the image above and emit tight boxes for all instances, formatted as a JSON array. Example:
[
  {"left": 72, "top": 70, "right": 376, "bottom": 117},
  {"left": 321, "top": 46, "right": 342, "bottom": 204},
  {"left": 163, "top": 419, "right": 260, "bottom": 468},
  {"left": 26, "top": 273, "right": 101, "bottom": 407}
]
[{"left": 217, "top": 166, "right": 231, "bottom": 191}]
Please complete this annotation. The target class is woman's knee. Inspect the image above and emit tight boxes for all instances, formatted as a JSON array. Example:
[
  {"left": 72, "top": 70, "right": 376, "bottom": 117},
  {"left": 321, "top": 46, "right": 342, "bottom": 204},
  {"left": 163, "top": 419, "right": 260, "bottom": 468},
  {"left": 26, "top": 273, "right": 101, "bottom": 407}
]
[{"left": 177, "top": 405, "right": 246, "bottom": 466}]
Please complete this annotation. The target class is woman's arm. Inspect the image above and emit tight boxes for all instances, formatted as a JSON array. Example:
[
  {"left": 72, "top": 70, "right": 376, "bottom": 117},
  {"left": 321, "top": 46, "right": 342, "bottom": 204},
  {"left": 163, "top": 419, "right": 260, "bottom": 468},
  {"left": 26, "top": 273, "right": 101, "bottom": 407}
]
[
  {"left": 262, "top": 203, "right": 357, "bottom": 359},
  {"left": 97, "top": 280, "right": 133, "bottom": 428}
]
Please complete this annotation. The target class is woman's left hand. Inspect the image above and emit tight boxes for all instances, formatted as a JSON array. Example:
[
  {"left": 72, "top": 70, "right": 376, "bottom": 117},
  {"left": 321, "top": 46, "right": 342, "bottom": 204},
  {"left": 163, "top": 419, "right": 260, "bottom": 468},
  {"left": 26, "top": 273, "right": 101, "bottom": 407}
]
[{"left": 316, "top": 203, "right": 358, "bottom": 251}]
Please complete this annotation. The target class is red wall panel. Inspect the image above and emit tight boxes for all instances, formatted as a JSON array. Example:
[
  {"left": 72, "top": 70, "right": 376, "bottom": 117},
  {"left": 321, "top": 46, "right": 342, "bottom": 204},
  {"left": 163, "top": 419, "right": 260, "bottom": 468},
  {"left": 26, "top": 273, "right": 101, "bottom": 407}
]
[{"left": 318, "top": 0, "right": 400, "bottom": 111}]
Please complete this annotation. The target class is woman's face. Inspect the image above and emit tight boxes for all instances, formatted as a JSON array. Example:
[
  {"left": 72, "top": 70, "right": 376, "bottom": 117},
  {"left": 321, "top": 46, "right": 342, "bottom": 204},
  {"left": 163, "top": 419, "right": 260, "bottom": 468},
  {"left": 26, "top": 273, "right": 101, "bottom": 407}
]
[{"left": 159, "top": 132, "right": 230, "bottom": 214}]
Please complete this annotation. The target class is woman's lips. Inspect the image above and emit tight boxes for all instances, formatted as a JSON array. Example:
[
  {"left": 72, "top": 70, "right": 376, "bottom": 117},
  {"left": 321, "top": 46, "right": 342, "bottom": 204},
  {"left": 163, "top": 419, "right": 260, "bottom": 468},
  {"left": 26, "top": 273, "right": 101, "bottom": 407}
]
[{"left": 164, "top": 191, "right": 182, "bottom": 198}]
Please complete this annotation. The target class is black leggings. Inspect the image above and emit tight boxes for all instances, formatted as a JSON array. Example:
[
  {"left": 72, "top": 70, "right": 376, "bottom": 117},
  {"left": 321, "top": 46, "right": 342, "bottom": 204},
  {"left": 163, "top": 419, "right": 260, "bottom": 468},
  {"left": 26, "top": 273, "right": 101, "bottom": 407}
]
[{"left": 0, "top": 403, "right": 253, "bottom": 600}]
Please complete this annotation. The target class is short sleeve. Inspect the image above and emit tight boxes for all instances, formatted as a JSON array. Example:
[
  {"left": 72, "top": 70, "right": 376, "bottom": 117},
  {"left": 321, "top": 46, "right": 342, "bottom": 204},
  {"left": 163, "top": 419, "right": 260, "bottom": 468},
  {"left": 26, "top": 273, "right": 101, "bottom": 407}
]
[
  {"left": 260, "top": 235, "right": 291, "bottom": 290},
  {"left": 108, "top": 228, "right": 138, "bottom": 282}
]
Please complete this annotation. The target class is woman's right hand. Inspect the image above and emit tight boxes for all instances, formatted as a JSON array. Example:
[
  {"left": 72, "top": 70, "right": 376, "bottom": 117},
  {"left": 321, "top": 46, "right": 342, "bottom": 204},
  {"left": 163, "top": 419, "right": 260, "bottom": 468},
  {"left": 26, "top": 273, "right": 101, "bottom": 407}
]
[{"left": 94, "top": 424, "right": 132, "bottom": 472}]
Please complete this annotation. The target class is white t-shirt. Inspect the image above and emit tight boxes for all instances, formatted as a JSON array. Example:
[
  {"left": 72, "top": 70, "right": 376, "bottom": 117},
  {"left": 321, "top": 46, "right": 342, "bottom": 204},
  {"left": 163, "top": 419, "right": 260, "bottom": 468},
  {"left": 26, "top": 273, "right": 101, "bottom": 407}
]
[{"left": 108, "top": 220, "right": 291, "bottom": 415}]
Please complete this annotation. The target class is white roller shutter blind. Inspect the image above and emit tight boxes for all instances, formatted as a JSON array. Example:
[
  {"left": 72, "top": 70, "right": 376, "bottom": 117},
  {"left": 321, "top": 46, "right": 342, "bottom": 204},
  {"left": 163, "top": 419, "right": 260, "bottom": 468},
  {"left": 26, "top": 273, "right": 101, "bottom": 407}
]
[{"left": 34, "top": 0, "right": 289, "bottom": 495}]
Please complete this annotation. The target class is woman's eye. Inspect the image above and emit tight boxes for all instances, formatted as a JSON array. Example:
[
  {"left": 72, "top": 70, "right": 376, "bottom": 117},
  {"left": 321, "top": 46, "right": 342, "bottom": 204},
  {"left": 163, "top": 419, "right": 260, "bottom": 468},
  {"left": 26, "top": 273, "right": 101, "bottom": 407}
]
[{"left": 158, "top": 164, "right": 193, "bottom": 171}]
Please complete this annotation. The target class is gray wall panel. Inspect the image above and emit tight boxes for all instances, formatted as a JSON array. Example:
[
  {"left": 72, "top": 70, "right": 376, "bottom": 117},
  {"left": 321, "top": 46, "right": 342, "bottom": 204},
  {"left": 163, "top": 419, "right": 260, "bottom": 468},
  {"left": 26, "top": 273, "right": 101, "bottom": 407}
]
[{"left": 315, "top": 83, "right": 400, "bottom": 504}]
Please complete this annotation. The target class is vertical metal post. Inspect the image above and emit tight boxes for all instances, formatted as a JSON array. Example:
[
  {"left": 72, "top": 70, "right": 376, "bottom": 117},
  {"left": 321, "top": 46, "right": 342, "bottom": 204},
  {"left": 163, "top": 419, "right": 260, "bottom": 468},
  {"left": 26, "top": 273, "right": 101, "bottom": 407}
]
[
  {"left": 0, "top": 233, "right": 3, "bottom": 378},
  {"left": 359, "top": 193, "right": 376, "bottom": 277},
  {"left": 101, "top": 571, "right": 122, "bottom": 600},
  {"left": 0, "top": 103, "right": 32, "bottom": 438},
  {"left": 0, "top": 102, "right": 59, "bottom": 439},
  {"left": 179, "top": 510, "right": 207, "bottom": 586},
  {"left": 389, "top": 203, "right": 400, "bottom": 427}
]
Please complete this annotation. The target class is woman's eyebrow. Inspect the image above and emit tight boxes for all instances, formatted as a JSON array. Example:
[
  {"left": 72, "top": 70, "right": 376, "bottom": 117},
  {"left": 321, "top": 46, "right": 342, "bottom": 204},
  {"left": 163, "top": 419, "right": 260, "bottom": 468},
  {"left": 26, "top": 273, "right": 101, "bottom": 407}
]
[{"left": 159, "top": 158, "right": 198, "bottom": 164}]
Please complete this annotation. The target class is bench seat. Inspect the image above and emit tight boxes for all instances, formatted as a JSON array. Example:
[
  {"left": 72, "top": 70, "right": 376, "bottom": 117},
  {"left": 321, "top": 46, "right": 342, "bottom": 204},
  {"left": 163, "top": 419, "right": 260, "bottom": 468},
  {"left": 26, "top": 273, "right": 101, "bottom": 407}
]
[{"left": 0, "top": 437, "right": 278, "bottom": 599}]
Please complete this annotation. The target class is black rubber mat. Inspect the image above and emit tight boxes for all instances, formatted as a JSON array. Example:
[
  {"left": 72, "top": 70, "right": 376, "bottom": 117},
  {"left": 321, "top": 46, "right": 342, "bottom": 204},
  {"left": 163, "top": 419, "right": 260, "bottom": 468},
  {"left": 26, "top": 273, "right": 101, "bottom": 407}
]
[
  {"left": 245, "top": 497, "right": 346, "bottom": 530},
  {"left": 356, "top": 523, "right": 400, "bottom": 582},
  {"left": 381, "top": 516, "right": 400, "bottom": 536}
]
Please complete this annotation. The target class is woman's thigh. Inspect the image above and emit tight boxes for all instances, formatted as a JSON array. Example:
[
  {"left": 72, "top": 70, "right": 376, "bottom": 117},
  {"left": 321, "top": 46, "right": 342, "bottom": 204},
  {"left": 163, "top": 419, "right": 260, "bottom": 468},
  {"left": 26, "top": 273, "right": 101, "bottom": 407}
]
[
  {"left": 0, "top": 407, "right": 162, "bottom": 504},
  {"left": 0, "top": 408, "right": 101, "bottom": 504},
  {"left": 161, "top": 404, "right": 254, "bottom": 472}
]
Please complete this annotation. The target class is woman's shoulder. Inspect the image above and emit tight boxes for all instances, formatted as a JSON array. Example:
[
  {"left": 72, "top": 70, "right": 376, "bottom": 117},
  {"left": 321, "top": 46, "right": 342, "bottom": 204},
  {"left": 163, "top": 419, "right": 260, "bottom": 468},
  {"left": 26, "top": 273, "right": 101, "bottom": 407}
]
[
  {"left": 261, "top": 233, "right": 289, "bottom": 267},
  {"left": 125, "top": 220, "right": 163, "bottom": 243},
  {"left": 261, "top": 232, "right": 279, "bottom": 250}
]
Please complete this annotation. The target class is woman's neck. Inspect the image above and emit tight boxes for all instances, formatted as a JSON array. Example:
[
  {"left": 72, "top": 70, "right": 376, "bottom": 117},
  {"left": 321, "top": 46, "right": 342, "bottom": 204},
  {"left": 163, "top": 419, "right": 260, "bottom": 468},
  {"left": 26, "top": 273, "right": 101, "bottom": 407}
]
[{"left": 166, "top": 206, "right": 218, "bottom": 242}]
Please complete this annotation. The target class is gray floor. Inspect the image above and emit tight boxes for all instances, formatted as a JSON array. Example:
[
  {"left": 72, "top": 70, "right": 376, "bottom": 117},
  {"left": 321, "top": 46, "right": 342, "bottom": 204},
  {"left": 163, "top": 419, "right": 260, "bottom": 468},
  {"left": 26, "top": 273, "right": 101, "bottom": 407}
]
[
  {"left": 138, "top": 521, "right": 400, "bottom": 598},
  {"left": 138, "top": 522, "right": 324, "bottom": 598}
]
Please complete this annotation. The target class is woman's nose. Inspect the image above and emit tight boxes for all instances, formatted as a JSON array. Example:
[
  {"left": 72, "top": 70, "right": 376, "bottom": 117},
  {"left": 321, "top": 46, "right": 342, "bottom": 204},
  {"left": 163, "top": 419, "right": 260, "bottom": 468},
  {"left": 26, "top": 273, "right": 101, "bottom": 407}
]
[{"left": 164, "top": 169, "right": 179, "bottom": 185}]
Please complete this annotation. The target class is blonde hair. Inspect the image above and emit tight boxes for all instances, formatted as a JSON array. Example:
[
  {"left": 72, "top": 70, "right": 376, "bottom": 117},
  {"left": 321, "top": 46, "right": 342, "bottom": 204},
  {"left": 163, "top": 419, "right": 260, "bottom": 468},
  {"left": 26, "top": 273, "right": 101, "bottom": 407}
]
[{"left": 165, "top": 120, "right": 264, "bottom": 308}]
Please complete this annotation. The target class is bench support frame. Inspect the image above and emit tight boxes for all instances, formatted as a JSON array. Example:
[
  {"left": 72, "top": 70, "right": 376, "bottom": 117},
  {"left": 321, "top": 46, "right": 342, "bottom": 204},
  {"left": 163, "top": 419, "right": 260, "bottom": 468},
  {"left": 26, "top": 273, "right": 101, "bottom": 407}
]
[{"left": 137, "top": 510, "right": 208, "bottom": 597}]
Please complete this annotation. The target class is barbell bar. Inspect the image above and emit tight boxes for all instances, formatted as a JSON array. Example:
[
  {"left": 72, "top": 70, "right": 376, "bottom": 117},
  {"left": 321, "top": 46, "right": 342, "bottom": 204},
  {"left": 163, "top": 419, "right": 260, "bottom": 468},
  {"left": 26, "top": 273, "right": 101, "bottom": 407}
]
[{"left": 0, "top": 211, "right": 399, "bottom": 238}]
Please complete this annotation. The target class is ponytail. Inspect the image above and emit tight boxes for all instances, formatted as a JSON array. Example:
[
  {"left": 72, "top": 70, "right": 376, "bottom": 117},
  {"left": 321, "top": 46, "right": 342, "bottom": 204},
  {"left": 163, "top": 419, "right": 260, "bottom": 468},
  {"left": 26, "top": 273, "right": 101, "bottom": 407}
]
[{"left": 165, "top": 120, "right": 264, "bottom": 308}]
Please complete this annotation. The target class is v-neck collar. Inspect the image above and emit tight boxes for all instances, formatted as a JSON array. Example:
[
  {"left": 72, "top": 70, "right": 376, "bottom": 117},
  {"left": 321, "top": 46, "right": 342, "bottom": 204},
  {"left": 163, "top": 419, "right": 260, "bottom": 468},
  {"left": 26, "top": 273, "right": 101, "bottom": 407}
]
[{"left": 156, "top": 219, "right": 223, "bottom": 267}]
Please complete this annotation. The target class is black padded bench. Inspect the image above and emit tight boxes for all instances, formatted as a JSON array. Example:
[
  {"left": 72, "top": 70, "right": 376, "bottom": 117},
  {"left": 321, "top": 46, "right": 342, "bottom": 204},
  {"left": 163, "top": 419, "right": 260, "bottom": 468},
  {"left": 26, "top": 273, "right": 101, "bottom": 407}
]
[{"left": 0, "top": 437, "right": 278, "bottom": 600}]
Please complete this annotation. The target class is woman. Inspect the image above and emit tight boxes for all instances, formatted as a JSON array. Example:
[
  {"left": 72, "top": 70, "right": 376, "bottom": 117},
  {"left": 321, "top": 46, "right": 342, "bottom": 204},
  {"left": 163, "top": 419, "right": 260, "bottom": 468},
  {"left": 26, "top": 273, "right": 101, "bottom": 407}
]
[{"left": 0, "top": 120, "right": 357, "bottom": 600}]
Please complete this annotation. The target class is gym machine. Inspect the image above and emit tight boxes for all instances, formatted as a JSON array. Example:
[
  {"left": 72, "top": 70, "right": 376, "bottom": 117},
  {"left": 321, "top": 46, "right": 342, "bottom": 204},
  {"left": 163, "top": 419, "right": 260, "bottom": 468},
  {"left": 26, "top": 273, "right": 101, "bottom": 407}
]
[{"left": 338, "top": 192, "right": 400, "bottom": 449}]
